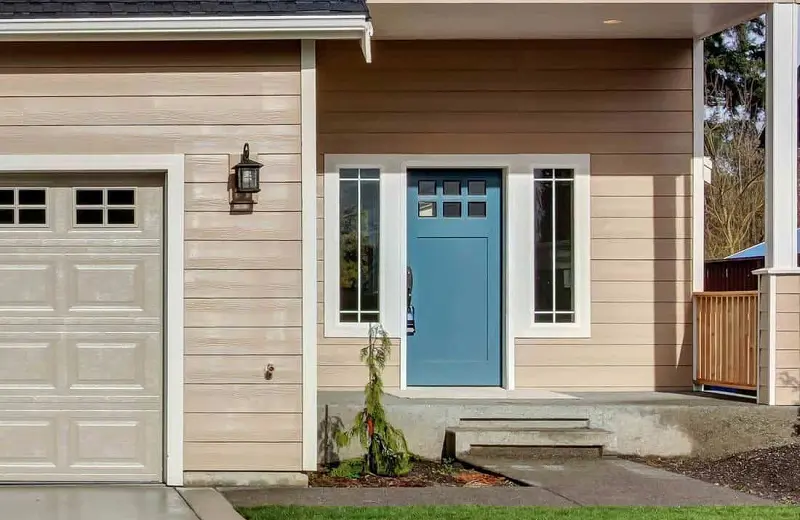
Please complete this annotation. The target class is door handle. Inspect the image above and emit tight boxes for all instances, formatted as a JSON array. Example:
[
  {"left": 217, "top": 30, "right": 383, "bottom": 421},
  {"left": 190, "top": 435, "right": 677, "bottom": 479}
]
[
  {"left": 407, "top": 265, "right": 413, "bottom": 307},
  {"left": 407, "top": 266, "right": 416, "bottom": 336}
]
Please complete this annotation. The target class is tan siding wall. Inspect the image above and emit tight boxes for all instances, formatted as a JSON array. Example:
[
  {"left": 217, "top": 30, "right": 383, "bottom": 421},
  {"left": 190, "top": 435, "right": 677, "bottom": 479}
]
[
  {"left": 316, "top": 39, "right": 693, "bottom": 391},
  {"left": 758, "top": 276, "right": 771, "bottom": 404},
  {"left": 0, "top": 41, "right": 304, "bottom": 471},
  {"left": 774, "top": 275, "right": 800, "bottom": 405}
]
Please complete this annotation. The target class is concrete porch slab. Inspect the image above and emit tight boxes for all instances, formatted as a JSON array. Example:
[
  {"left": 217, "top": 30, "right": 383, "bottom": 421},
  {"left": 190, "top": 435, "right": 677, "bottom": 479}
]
[
  {"left": 0, "top": 486, "right": 199, "bottom": 520},
  {"left": 320, "top": 391, "right": 797, "bottom": 461},
  {"left": 387, "top": 388, "right": 577, "bottom": 400}
]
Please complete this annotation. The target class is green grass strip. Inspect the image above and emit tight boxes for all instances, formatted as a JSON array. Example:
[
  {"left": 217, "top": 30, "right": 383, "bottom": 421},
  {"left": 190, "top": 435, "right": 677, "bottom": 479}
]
[{"left": 238, "top": 505, "right": 797, "bottom": 520}]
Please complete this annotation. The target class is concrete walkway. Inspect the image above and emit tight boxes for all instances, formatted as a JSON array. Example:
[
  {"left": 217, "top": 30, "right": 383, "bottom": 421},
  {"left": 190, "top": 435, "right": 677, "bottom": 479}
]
[
  {"left": 461, "top": 455, "right": 775, "bottom": 506},
  {"left": 225, "top": 458, "right": 775, "bottom": 508},
  {"left": 0, "top": 486, "right": 199, "bottom": 520}
]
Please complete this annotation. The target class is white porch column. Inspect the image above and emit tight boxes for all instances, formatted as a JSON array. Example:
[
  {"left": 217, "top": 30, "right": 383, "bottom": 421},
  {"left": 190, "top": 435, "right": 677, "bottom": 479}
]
[
  {"left": 758, "top": 3, "right": 800, "bottom": 406},
  {"left": 764, "top": 2, "right": 799, "bottom": 269}
]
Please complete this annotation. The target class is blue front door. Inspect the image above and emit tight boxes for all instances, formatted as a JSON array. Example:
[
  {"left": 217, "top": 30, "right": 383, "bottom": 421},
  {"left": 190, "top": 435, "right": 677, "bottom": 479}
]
[{"left": 407, "top": 170, "right": 502, "bottom": 386}]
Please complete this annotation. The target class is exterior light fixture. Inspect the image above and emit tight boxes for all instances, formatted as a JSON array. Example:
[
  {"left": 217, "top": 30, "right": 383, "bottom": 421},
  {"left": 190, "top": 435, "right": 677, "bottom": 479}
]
[{"left": 233, "top": 143, "right": 262, "bottom": 194}]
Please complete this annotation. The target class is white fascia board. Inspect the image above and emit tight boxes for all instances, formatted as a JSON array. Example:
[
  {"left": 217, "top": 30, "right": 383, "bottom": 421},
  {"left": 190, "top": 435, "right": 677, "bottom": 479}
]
[{"left": 0, "top": 15, "right": 372, "bottom": 51}]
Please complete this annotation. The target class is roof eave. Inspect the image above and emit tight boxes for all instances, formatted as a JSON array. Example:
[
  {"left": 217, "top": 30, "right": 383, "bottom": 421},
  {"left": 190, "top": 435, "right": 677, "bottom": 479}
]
[{"left": 0, "top": 14, "right": 373, "bottom": 61}]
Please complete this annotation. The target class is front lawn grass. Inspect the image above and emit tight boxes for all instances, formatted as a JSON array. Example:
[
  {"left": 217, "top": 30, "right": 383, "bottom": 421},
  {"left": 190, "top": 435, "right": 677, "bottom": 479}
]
[{"left": 238, "top": 506, "right": 797, "bottom": 520}]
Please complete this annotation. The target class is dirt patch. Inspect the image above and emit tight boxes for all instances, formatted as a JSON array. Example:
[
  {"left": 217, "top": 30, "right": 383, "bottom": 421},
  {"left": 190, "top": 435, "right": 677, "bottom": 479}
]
[
  {"left": 629, "top": 443, "right": 800, "bottom": 504},
  {"left": 309, "top": 459, "right": 516, "bottom": 488}
]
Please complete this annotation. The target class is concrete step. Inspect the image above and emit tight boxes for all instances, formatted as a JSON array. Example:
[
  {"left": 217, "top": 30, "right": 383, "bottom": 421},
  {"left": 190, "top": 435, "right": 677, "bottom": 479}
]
[
  {"left": 445, "top": 425, "right": 614, "bottom": 459},
  {"left": 458, "top": 418, "right": 590, "bottom": 430}
]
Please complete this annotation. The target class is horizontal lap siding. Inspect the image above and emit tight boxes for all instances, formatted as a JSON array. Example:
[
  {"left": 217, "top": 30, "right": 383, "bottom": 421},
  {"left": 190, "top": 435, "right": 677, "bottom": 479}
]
[
  {"left": 316, "top": 39, "right": 693, "bottom": 391},
  {"left": 758, "top": 276, "right": 771, "bottom": 404},
  {"left": 774, "top": 276, "right": 800, "bottom": 405},
  {"left": 0, "top": 41, "right": 304, "bottom": 471}
]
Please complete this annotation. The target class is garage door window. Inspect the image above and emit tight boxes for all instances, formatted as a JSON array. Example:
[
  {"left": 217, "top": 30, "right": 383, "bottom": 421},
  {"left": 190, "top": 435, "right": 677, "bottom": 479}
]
[
  {"left": 74, "top": 188, "right": 136, "bottom": 226},
  {"left": 0, "top": 188, "right": 47, "bottom": 226}
]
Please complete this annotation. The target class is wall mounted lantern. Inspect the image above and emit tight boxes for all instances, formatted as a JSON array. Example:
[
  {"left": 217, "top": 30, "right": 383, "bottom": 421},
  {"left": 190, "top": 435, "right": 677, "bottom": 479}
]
[{"left": 232, "top": 143, "right": 263, "bottom": 194}]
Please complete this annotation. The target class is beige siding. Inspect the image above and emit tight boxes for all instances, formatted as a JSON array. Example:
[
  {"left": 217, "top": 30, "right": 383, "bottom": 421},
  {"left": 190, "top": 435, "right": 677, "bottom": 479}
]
[
  {"left": 758, "top": 276, "right": 771, "bottom": 404},
  {"left": 774, "top": 275, "right": 800, "bottom": 405},
  {"left": 0, "top": 41, "right": 304, "bottom": 472},
  {"left": 317, "top": 39, "right": 693, "bottom": 391}
]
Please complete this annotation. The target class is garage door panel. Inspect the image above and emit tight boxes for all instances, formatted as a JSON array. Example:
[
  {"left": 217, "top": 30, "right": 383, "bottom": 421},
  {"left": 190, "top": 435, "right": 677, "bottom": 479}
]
[
  {"left": 0, "top": 410, "right": 160, "bottom": 481},
  {"left": 67, "top": 333, "right": 161, "bottom": 394},
  {"left": 68, "top": 413, "right": 159, "bottom": 476},
  {"left": 0, "top": 417, "right": 57, "bottom": 469},
  {"left": 0, "top": 321, "right": 159, "bottom": 397},
  {"left": 0, "top": 178, "right": 163, "bottom": 482},
  {"left": 0, "top": 341, "right": 57, "bottom": 390},
  {"left": 68, "top": 259, "right": 159, "bottom": 315},
  {"left": 0, "top": 253, "right": 160, "bottom": 318},
  {"left": 0, "top": 263, "right": 57, "bottom": 311}
]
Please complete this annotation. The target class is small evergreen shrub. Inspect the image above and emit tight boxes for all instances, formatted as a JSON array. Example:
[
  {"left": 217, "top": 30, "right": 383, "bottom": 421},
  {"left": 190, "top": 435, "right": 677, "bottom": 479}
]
[{"left": 335, "top": 324, "right": 412, "bottom": 477}]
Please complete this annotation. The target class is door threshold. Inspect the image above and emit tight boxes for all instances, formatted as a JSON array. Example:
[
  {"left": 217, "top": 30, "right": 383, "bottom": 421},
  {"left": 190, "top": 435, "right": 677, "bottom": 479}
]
[{"left": 387, "top": 387, "right": 578, "bottom": 400}]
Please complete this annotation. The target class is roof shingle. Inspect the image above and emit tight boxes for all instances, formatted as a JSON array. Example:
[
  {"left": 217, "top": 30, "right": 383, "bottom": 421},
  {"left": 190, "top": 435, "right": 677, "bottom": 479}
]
[{"left": 0, "top": 0, "right": 369, "bottom": 18}]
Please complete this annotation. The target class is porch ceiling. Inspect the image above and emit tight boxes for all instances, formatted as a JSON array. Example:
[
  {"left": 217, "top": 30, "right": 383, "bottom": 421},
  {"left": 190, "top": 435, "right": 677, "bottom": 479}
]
[{"left": 366, "top": 2, "right": 767, "bottom": 39}]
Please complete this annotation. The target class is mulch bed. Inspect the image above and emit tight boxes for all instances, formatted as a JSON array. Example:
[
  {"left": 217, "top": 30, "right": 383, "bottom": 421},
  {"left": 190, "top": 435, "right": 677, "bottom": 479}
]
[
  {"left": 309, "top": 459, "right": 516, "bottom": 488},
  {"left": 629, "top": 443, "right": 800, "bottom": 504}
]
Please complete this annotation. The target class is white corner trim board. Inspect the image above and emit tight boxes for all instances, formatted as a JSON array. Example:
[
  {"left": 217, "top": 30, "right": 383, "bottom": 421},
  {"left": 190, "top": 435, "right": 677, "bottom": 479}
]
[
  {"left": 300, "top": 40, "right": 319, "bottom": 473},
  {"left": 0, "top": 154, "right": 185, "bottom": 485},
  {"left": 0, "top": 15, "right": 374, "bottom": 61}
]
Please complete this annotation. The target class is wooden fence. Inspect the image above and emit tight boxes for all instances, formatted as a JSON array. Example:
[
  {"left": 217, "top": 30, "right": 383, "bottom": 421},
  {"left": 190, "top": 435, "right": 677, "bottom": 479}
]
[{"left": 694, "top": 291, "right": 758, "bottom": 390}]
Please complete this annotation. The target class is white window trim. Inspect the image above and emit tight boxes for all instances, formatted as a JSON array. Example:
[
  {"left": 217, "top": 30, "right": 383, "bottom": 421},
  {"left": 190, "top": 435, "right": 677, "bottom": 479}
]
[
  {"left": 324, "top": 154, "right": 591, "bottom": 391},
  {"left": 323, "top": 161, "right": 404, "bottom": 338},
  {"left": 511, "top": 155, "right": 591, "bottom": 339},
  {"left": 0, "top": 154, "right": 184, "bottom": 485}
]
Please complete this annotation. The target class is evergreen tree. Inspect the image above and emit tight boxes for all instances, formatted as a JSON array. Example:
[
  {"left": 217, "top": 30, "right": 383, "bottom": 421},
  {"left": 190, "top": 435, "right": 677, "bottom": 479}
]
[
  {"left": 704, "top": 17, "right": 765, "bottom": 120},
  {"left": 336, "top": 324, "right": 411, "bottom": 477}
]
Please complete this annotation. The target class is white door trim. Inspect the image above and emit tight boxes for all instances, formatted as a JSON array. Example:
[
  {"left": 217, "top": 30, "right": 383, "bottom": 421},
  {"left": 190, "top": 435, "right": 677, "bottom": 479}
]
[
  {"left": 0, "top": 154, "right": 185, "bottom": 485},
  {"left": 323, "top": 153, "right": 591, "bottom": 393}
]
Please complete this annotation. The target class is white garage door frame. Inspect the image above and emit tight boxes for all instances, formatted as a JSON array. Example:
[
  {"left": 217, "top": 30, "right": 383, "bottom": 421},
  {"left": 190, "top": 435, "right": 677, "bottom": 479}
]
[{"left": 0, "top": 154, "right": 184, "bottom": 486}]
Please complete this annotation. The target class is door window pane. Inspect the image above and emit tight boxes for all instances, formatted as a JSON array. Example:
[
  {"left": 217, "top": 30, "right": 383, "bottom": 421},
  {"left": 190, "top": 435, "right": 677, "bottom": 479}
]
[
  {"left": 443, "top": 180, "right": 460, "bottom": 196},
  {"left": 339, "top": 180, "right": 359, "bottom": 313},
  {"left": 534, "top": 182, "right": 553, "bottom": 313},
  {"left": 339, "top": 168, "right": 380, "bottom": 324},
  {"left": 468, "top": 201, "right": 486, "bottom": 218},
  {"left": 534, "top": 170, "right": 575, "bottom": 323},
  {"left": 360, "top": 181, "right": 380, "bottom": 313},
  {"left": 468, "top": 180, "right": 486, "bottom": 196},
  {"left": 443, "top": 201, "right": 461, "bottom": 218},
  {"left": 418, "top": 201, "right": 437, "bottom": 218},
  {"left": 418, "top": 180, "right": 436, "bottom": 196}
]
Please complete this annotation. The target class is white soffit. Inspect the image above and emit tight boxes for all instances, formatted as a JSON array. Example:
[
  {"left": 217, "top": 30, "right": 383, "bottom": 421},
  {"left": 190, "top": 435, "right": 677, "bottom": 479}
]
[{"left": 367, "top": 3, "right": 766, "bottom": 39}]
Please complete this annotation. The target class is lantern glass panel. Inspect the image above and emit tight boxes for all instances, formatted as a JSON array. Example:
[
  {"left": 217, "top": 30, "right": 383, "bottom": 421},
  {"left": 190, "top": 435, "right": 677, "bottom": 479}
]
[{"left": 238, "top": 167, "right": 260, "bottom": 192}]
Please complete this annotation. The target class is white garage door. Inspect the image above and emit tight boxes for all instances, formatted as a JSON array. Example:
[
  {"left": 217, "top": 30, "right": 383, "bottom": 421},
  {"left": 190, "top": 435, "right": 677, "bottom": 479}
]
[{"left": 0, "top": 174, "right": 163, "bottom": 482}]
